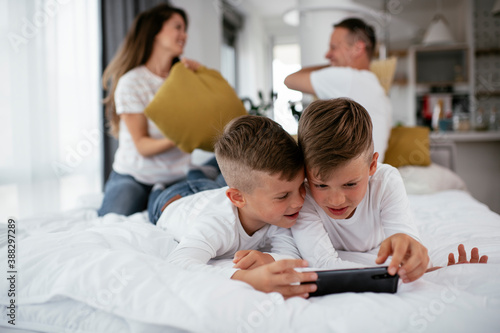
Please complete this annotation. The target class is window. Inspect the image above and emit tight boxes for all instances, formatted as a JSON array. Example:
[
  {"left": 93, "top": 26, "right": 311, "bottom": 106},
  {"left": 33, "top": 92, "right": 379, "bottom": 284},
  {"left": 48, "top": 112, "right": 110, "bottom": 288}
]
[
  {"left": 220, "top": 1, "right": 243, "bottom": 90},
  {"left": 272, "top": 43, "right": 302, "bottom": 134},
  {"left": 0, "top": 0, "right": 102, "bottom": 220}
]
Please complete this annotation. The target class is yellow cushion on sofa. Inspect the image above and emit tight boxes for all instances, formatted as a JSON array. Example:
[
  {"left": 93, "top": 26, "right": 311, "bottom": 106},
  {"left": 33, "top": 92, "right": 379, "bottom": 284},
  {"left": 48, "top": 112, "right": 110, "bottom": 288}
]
[
  {"left": 144, "top": 62, "right": 247, "bottom": 152},
  {"left": 383, "top": 126, "right": 431, "bottom": 168}
]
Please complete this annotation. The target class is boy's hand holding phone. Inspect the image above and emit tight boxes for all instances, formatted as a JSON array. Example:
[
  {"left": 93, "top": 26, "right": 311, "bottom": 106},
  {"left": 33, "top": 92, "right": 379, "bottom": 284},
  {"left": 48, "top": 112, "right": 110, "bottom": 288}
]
[
  {"left": 232, "top": 259, "right": 318, "bottom": 299},
  {"left": 376, "top": 233, "right": 429, "bottom": 283},
  {"left": 233, "top": 250, "right": 275, "bottom": 269}
]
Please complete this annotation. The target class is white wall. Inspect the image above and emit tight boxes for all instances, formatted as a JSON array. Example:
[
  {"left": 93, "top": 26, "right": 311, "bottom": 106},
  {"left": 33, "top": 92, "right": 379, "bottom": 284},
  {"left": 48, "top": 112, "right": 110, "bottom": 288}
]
[
  {"left": 170, "top": 0, "right": 222, "bottom": 70},
  {"left": 296, "top": 0, "right": 350, "bottom": 67},
  {"left": 170, "top": 0, "right": 271, "bottom": 104},
  {"left": 235, "top": 2, "right": 270, "bottom": 103}
]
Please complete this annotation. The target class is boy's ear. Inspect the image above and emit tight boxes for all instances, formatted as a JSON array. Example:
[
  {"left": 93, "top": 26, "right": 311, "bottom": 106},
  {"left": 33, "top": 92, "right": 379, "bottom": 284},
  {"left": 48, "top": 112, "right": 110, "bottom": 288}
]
[
  {"left": 225, "top": 188, "right": 246, "bottom": 208},
  {"left": 369, "top": 152, "right": 379, "bottom": 176}
]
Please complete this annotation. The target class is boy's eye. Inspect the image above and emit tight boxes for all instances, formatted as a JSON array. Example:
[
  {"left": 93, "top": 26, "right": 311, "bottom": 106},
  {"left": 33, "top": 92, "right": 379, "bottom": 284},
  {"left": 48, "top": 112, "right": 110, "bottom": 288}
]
[
  {"left": 345, "top": 183, "right": 357, "bottom": 187},
  {"left": 314, "top": 184, "right": 328, "bottom": 189},
  {"left": 276, "top": 193, "right": 289, "bottom": 200}
]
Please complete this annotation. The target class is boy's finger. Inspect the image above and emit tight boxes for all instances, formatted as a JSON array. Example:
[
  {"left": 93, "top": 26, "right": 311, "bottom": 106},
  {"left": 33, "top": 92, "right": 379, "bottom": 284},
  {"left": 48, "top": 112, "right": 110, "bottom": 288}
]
[
  {"left": 469, "top": 247, "right": 480, "bottom": 263},
  {"left": 233, "top": 257, "right": 254, "bottom": 269},
  {"left": 297, "top": 272, "right": 318, "bottom": 283},
  {"left": 376, "top": 240, "right": 391, "bottom": 264},
  {"left": 270, "top": 269, "right": 316, "bottom": 287},
  {"left": 479, "top": 255, "right": 488, "bottom": 264},
  {"left": 458, "top": 244, "right": 467, "bottom": 263},
  {"left": 276, "top": 282, "right": 317, "bottom": 298},
  {"left": 233, "top": 250, "right": 250, "bottom": 263},
  {"left": 387, "top": 241, "right": 408, "bottom": 276},
  {"left": 268, "top": 259, "right": 308, "bottom": 274},
  {"left": 448, "top": 253, "right": 456, "bottom": 265}
]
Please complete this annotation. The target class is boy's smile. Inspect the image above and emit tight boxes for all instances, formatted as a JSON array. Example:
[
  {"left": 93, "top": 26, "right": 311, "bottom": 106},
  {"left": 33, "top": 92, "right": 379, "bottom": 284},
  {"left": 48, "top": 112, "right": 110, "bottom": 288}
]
[
  {"left": 307, "top": 153, "right": 378, "bottom": 220},
  {"left": 327, "top": 206, "right": 349, "bottom": 217},
  {"left": 235, "top": 170, "right": 306, "bottom": 235}
]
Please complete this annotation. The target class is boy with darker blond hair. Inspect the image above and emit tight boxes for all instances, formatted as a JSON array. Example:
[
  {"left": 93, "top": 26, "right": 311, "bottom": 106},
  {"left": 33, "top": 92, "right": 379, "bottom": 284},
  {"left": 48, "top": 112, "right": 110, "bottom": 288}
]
[
  {"left": 149, "top": 115, "right": 318, "bottom": 298},
  {"left": 292, "top": 98, "right": 430, "bottom": 283}
]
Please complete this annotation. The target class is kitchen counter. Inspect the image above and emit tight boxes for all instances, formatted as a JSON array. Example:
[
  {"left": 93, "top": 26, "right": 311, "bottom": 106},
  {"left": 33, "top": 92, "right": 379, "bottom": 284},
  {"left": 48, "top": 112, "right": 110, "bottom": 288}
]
[
  {"left": 430, "top": 130, "right": 500, "bottom": 142},
  {"left": 429, "top": 130, "right": 500, "bottom": 214}
]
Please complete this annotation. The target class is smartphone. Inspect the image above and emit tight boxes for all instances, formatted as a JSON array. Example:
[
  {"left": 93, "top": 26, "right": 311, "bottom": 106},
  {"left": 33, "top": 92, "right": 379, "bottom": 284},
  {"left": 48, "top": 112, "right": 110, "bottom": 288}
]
[{"left": 303, "top": 266, "right": 399, "bottom": 297}]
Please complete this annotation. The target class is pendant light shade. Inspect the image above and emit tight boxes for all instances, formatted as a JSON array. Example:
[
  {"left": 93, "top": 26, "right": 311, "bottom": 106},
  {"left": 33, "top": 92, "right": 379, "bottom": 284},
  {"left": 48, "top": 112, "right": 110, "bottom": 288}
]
[{"left": 422, "top": 14, "right": 455, "bottom": 45}]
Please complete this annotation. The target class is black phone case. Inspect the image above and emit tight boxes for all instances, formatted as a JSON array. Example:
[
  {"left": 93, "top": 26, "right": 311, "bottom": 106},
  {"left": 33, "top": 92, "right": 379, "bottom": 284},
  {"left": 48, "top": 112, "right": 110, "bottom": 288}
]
[{"left": 304, "top": 266, "right": 399, "bottom": 297}]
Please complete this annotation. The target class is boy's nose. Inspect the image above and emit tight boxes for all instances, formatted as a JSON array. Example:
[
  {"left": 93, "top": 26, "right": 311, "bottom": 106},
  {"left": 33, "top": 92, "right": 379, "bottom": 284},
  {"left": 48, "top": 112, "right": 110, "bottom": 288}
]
[{"left": 328, "top": 191, "right": 345, "bottom": 207}]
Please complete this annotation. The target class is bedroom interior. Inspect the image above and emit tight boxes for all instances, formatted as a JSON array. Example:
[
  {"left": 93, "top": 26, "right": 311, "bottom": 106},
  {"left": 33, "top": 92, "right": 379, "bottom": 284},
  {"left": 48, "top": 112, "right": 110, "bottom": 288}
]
[{"left": 1, "top": 0, "right": 500, "bottom": 332}]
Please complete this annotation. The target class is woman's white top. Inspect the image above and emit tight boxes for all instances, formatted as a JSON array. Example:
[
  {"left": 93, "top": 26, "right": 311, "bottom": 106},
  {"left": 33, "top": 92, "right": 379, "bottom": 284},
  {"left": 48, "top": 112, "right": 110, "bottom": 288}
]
[{"left": 112, "top": 65, "right": 191, "bottom": 185}]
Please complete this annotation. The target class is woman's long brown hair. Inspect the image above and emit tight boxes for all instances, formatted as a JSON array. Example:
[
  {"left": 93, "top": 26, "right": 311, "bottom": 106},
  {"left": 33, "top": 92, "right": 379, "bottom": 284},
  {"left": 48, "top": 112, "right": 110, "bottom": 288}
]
[{"left": 102, "top": 4, "right": 188, "bottom": 138}]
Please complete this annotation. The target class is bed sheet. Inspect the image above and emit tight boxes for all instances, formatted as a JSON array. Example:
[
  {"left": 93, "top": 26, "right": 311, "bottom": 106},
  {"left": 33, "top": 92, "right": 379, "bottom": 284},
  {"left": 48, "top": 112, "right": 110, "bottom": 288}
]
[{"left": 1, "top": 190, "right": 499, "bottom": 333}]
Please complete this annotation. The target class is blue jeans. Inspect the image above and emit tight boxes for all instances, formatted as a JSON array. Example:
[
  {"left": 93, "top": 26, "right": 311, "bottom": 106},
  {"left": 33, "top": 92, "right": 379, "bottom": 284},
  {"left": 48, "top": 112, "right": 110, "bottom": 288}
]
[
  {"left": 148, "top": 173, "right": 226, "bottom": 224},
  {"left": 98, "top": 171, "right": 157, "bottom": 216}
]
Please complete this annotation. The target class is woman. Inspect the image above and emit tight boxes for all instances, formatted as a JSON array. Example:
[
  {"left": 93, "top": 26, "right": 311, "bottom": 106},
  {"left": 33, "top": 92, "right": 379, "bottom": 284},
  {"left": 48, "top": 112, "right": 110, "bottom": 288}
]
[{"left": 98, "top": 4, "right": 200, "bottom": 216}]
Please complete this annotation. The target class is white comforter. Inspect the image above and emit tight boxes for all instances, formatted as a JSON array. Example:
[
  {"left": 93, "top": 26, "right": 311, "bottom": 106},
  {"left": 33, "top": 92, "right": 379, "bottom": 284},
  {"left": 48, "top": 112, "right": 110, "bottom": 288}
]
[{"left": 1, "top": 190, "right": 500, "bottom": 332}]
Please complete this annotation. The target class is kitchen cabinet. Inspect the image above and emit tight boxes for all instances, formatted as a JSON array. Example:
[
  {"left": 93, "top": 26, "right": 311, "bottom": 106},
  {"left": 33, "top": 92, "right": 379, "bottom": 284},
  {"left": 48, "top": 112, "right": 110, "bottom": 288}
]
[{"left": 409, "top": 44, "right": 474, "bottom": 128}]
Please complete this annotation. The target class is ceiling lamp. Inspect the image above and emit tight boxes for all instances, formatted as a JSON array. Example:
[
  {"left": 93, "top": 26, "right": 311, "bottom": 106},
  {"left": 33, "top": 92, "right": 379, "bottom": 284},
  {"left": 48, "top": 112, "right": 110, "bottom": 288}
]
[
  {"left": 422, "top": 14, "right": 455, "bottom": 44},
  {"left": 422, "top": 0, "right": 454, "bottom": 45},
  {"left": 282, "top": 0, "right": 383, "bottom": 27}
]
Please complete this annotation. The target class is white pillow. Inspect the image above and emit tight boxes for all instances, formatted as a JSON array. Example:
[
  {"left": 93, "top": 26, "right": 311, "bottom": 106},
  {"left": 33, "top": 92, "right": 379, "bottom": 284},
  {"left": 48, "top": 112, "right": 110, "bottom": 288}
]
[{"left": 398, "top": 163, "right": 467, "bottom": 195}]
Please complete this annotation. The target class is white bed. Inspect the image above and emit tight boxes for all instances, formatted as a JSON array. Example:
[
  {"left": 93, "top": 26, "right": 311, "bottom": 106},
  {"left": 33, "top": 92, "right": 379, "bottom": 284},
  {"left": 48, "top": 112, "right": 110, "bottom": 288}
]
[{"left": 1, "top": 165, "right": 500, "bottom": 333}]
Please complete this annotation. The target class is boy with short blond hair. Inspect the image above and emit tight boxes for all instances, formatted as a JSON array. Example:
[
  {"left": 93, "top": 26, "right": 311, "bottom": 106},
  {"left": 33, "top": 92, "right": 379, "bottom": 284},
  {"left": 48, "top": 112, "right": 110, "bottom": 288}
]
[
  {"left": 215, "top": 115, "right": 304, "bottom": 194},
  {"left": 293, "top": 98, "right": 429, "bottom": 283},
  {"left": 299, "top": 98, "right": 374, "bottom": 178},
  {"left": 150, "top": 115, "right": 318, "bottom": 298}
]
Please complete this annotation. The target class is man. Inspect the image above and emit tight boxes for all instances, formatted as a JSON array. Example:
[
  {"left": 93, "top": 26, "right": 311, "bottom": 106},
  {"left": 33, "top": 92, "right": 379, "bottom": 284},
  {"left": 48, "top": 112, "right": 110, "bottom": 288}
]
[{"left": 284, "top": 17, "right": 391, "bottom": 162}]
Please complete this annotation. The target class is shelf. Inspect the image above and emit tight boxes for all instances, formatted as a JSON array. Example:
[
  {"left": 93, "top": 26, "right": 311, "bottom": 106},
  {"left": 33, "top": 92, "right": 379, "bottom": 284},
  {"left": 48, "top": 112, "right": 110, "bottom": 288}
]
[
  {"left": 411, "top": 44, "right": 469, "bottom": 52},
  {"left": 387, "top": 49, "right": 408, "bottom": 58},
  {"left": 415, "top": 83, "right": 470, "bottom": 94},
  {"left": 392, "top": 78, "right": 408, "bottom": 86},
  {"left": 416, "top": 81, "right": 469, "bottom": 86},
  {"left": 475, "top": 48, "right": 500, "bottom": 56},
  {"left": 476, "top": 91, "right": 500, "bottom": 97},
  {"left": 414, "top": 46, "right": 469, "bottom": 84},
  {"left": 430, "top": 131, "right": 500, "bottom": 142}
]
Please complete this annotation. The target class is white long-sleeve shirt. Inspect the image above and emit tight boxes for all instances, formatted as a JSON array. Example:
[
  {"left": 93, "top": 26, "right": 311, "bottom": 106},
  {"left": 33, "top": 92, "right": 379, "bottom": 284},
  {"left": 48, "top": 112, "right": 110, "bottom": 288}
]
[
  {"left": 310, "top": 66, "right": 392, "bottom": 162},
  {"left": 156, "top": 187, "right": 301, "bottom": 278},
  {"left": 292, "top": 164, "right": 421, "bottom": 269}
]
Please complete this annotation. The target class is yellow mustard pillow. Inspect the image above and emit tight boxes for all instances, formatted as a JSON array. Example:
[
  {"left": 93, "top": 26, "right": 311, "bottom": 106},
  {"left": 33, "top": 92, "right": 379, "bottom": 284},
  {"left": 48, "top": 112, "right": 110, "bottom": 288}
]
[
  {"left": 144, "top": 62, "right": 247, "bottom": 152},
  {"left": 383, "top": 126, "right": 431, "bottom": 168}
]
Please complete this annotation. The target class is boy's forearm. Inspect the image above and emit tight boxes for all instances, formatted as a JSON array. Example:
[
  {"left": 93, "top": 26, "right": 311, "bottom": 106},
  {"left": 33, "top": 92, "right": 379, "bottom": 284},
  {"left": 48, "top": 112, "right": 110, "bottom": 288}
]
[
  {"left": 269, "top": 227, "right": 302, "bottom": 260},
  {"left": 167, "top": 245, "right": 238, "bottom": 279}
]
